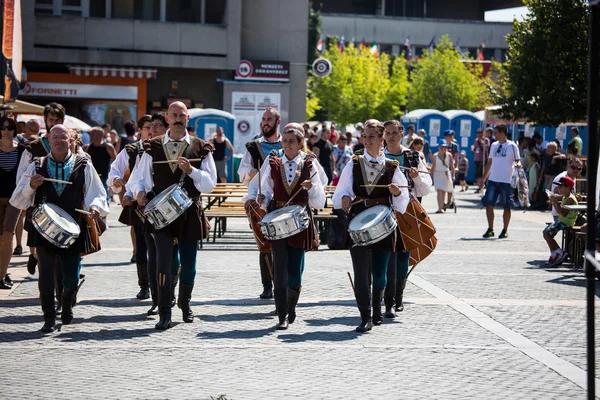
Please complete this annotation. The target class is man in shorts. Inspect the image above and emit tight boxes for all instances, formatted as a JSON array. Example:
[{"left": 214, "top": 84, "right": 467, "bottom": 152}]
[{"left": 481, "top": 124, "right": 521, "bottom": 239}]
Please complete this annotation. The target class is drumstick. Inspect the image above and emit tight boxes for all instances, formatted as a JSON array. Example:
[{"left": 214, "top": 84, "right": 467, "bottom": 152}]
[
  {"left": 284, "top": 171, "right": 318, "bottom": 207},
  {"left": 153, "top": 158, "right": 204, "bottom": 164},
  {"left": 397, "top": 165, "right": 433, "bottom": 175},
  {"left": 75, "top": 208, "right": 92, "bottom": 216},
  {"left": 347, "top": 271, "right": 355, "bottom": 292},
  {"left": 24, "top": 175, "right": 73, "bottom": 185},
  {"left": 257, "top": 159, "right": 262, "bottom": 198}
]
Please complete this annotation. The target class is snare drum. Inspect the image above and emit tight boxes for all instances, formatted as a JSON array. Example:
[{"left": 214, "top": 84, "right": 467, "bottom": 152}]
[
  {"left": 348, "top": 205, "right": 397, "bottom": 246},
  {"left": 32, "top": 203, "right": 81, "bottom": 249},
  {"left": 259, "top": 205, "right": 310, "bottom": 241},
  {"left": 144, "top": 183, "right": 193, "bottom": 230}
]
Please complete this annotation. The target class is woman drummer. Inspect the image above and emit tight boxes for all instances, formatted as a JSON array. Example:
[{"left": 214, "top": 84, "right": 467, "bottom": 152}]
[
  {"left": 245, "top": 123, "right": 326, "bottom": 330},
  {"left": 382, "top": 120, "right": 432, "bottom": 318},
  {"left": 332, "top": 119, "right": 410, "bottom": 333}
]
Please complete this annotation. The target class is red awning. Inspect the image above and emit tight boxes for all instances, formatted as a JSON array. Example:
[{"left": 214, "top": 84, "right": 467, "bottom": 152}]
[{"left": 69, "top": 65, "right": 157, "bottom": 79}]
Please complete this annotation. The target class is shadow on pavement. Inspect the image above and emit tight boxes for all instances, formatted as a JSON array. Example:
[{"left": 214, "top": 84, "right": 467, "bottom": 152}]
[
  {"left": 199, "top": 312, "right": 275, "bottom": 322},
  {"left": 82, "top": 261, "right": 134, "bottom": 267},
  {"left": 197, "top": 327, "right": 273, "bottom": 340},
  {"left": 56, "top": 327, "right": 158, "bottom": 342},
  {"left": 277, "top": 330, "right": 360, "bottom": 343}
]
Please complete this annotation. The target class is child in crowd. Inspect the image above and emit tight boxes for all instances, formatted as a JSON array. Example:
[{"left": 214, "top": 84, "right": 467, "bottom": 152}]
[
  {"left": 543, "top": 176, "right": 578, "bottom": 266},
  {"left": 457, "top": 150, "right": 469, "bottom": 192}
]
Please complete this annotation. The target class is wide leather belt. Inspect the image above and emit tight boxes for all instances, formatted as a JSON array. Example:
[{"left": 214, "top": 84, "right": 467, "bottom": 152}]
[{"left": 354, "top": 197, "right": 390, "bottom": 207}]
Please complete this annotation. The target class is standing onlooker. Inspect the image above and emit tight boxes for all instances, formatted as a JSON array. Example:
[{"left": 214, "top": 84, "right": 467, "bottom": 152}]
[
  {"left": 352, "top": 122, "right": 363, "bottom": 147},
  {"left": 528, "top": 152, "right": 542, "bottom": 204},
  {"left": 431, "top": 141, "right": 454, "bottom": 214},
  {"left": 417, "top": 129, "right": 431, "bottom": 164},
  {"left": 457, "top": 150, "right": 469, "bottom": 192},
  {"left": 541, "top": 142, "right": 564, "bottom": 193},
  {"left": 532, "top": 132, "right": 548, "bottom": 153},
  {"left": 485, "top": 127, "right": 496, "bottom": 148},
  {"left": 567, "top": 127, "right": 583, "bottom": 157},
  {"left": 84, "top": 126, "right": 117, "bottom": 202},
  {"left": 107, "top": 129, "right": 120, "bottom": 152},
  {"left": 307, "top": 131, "right": 319, "bottom": 151},
  {"left": 101, "top": 123, "right": 111, "bottom": 137},
  {"left": 472, "top": 128, "right": 489, "bottom": 193},
  {"left": 312, "top": 128, "right": 335, "bottom": 184},
  {"left": 210, "top": 127, "right": 234, "bottom": 183},
  {"left": 0, "top": 117, "right": 24, "bottom": 288},
  {"left": 120, "top": 120, "right": 137, "bottom": 149},
  {"left": 329, "top": 122, "right": 339, "bottom": 144},
  {"left": 332, "top": 135, "right": 352, "bottom": 185},
  {"left": 481, "top": 124, "right": 521, "bottom": 239},
  {"left": 443, "top": 130, "right": 460, "bottom": 208},
  {"left": 401, "top": 124, "right": 416, "bottom": 146},
  {"left": 151, "top": 112, "right": 168, "bottom": 137}
]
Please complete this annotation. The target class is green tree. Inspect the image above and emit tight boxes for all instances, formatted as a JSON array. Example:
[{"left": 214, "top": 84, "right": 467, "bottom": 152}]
[
  {"left": 408, "top": 35, "right": 488, "bottom": 111},
  {"left": 309, "top": 42, "right": 409, "bottom": 125},
  {"left": 499, "top": 0, "right": 591, "bottom": 125}
]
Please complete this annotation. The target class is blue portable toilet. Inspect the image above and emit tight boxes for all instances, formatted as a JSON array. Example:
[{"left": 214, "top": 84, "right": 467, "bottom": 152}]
[
  {"left": 187, "top": 108, "right": 236, "bottom": 182},
  {"left": 401, "top": 109, "right": 450, "bottom": 152},
  {"left": 444, "top": 110, "right": 484, "bottom": 183}
]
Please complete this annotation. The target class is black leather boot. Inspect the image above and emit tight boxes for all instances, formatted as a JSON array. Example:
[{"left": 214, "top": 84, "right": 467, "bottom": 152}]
[
  {"left": 55, "top": 271, "right": 63, "bottom": 315},
  {"left": 356, "top": 292, "right": 372, "bottom": 333},
  {"left": 27, "top": 254, "right": 37, "bottom": 275},
  {"left": 61, "top": 288, "right": 76, "bottom": 325},
  {"left": 178, "top": 283, "right": 194, "bottom": 323},
  {"left": 171, "top": 274, "right": 179, "bottom": 308},
  {"left": 40, "top": 291, "right": 56, "bottom": 333},
  {"left": 395, "top": 279, "right": 407, "bottom": 312},
  {"left": 274, "top": 288, "right": 288, "bottom": 330},
  {"left": 136, "top": 262, "right": 150, "bottom": 300},
  {"left": 372, "top": 290, "right": 384, "bottom": 326},
  {"left": 287, "top": 286, "right": 301, "bottom": 324},
  {"left": 155, "top": 284, "right": 172, "bottom": 331},
  {"left": 259, "top": 253, "right": 273, "bottom": 299},
  {"left": 147, "top": 290, "right": 158, "bottom": 316}
]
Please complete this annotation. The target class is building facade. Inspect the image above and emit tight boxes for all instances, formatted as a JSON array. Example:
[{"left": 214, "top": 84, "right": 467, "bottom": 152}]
[
  {"left": 319, "top": 0, "right": 520, "bottom": 61},
  {"left": 20, "top": 0, "right": 308, "bottom": 141}
]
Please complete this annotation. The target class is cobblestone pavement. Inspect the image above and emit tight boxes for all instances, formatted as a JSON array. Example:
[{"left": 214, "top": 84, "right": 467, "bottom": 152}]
[{"left": 1, "top": 190, "right": 598, "bottom": 399}]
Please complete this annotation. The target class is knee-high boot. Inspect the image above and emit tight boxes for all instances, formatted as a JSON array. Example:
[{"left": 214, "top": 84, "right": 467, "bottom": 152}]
[
  {"left": 274, "top": 288, "right": 288, "bottom": 330},
  {"left": 372, "top": 289, "right": 384, "bottom": 326},
  {"left": 61, "top": 288, "right": 76, "bottom": 325},
  {"left": 40, "top": 291, "right": 56, "bottom": 333},
  {"left": 384, "top": 287, "right": 396, "bottom": 319},
  {"left": 395, "top": 279, "right": 407, "bottom": 312},
  {"left": 155, "top": 284, "right": 172, "bottom": 330},
  {"left": 178, "top": 283, "right": 194, "bottom": 323},
  {"left": 287, "top": 286, "right": 301, "bottom": 324},
  {"left": 147, "top": 288, "right": 158, "bottom": 315},
  {"left": 171, "top": 273, "right": 179, "bottom": 308},
  {"left": 136, "top": 262, "right": 150, "bottom": 300},
  {"left": 356, "top": 292, "right": 373, "bottom": 333},
  {"left": 259, "top": 253, "right": 273, "bottom": 299}
]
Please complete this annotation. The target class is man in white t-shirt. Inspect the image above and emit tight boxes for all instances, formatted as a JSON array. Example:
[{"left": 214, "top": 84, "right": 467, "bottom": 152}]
[
  {"left": 481, "top": 124, "right": 522, "bottom": 239},
  {"left": 551, "top": 158, "right": 583, "bottom": 219}
]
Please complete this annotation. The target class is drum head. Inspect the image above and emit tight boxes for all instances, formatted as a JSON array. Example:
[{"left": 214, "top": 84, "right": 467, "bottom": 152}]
[
  {"left": 349, "top": 205, "right": 392, "bottom": 230},
  {"left": 146, "top": 183, "right": 179, "bottom": 209},
  {"left": 262, "top": 205, "right": 304, "bottom": 223},
  {"left": 43, "top": 203, "right": 80, "bottom": 234}
]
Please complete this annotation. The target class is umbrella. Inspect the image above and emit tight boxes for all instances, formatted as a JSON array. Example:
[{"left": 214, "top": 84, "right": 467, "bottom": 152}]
[
  {"left": 4, "top": 100, "right": 45, "bottom": 114},
  {"left": 16, "top": 114, "right": 93, "bottom": 132}
]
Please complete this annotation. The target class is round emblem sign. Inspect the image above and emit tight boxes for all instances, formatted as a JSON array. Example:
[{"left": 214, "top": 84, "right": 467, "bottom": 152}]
[
  {"left": 238, "top": 120, "right": 250, "bottom": 133},
  {"left": 312, "top": 58, "right": 332, "bottom": 78},
  {"left": 237, "top": 60, "right": 253, "bottom": 79}
]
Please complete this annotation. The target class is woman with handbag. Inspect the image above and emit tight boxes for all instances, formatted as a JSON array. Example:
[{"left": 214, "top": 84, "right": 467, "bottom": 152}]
[{"left": 431, "top": 141, "right": 455, "bottom": 214}]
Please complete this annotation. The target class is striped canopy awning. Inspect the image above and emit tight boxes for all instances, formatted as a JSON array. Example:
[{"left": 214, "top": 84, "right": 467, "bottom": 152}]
[{"left": 69, "top": 65, "right": 157, "bottom": 79}]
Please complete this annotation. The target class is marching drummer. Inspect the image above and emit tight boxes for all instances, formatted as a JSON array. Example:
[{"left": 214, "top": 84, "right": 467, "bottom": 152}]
[
  {"left": 382, "top": 120, "right": 432, "bottom": 318},
  {"left": 245, "top": 123, "right": 326, "bottom": 330},
  {"left": 332, "top": 119, "right": 410, "bottom": 333},
  {"left": 10, "top": 124, "right": 109, "bottom": 333},
  {"left": 128, "top": 101, "right": 217, "bottom": 330},
  {"left": 238, "top": 107, "right": 282, "bottom": 300}
]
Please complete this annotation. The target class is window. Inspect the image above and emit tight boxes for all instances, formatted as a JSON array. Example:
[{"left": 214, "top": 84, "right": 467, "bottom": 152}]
[
  {"left": 112, "top": 0, "right": 160, "bottom": 20},
  {"left": 166, "top": 0, "right": 202, "bottom": 23},
  {"left": 34, "top": 0, "right": 54, "bottom": 14},
  {"left": 61, "top": 0, "right": 83, "bottom": 16},
  {"left": 89, "top": 0, "right": 106, "bottom": 17},
  {"left": 384, "top": 0, "right": 424, "bottom": 18},
  {"left": 205, "top": 0, "right": 226, "bottom": 24}
]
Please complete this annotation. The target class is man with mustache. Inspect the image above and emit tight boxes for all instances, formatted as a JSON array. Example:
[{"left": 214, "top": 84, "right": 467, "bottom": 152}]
[
  {"left": 238, "top": 108, "right": 282, "bottom": 300},
  {"left": 128, "top": 101, "right": 216, "bottom": 330}
]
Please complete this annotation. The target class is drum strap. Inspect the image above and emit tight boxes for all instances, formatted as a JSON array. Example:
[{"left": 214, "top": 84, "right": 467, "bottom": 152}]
[{"left": 353, "top": 196, "right": 390, "bottom": 207}]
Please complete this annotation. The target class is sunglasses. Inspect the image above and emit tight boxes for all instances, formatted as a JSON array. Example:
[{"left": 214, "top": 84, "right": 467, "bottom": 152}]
[
  {"left": 0, "top": 126, "right": 14, "bottom": 131},
  {"left": 496, "top": 144, "right": 503, "bottom": 154},
  {"left": 570, "top": 166, "right": 582, "bottom": 171}
]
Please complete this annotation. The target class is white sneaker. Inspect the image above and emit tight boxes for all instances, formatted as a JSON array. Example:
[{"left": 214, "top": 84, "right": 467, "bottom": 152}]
[{"left": 552, "top": 251, "right": 568, "bottom": 267}]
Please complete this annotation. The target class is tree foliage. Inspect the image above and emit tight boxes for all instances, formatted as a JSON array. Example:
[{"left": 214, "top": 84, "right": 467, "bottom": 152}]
[
  {"left": 499, "top": 0, "right": 591, "bottom": 125},
  {"left": 407, "top": 35, "right": 489, "bottom": 111},
  {"left": 309, "top": 42, "right": 409, "bottom": 125},
  {"left": 307, "top": 2, "right": 322, "bottom": 65}
]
